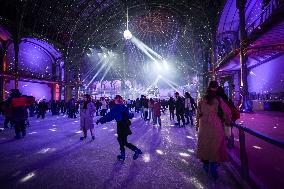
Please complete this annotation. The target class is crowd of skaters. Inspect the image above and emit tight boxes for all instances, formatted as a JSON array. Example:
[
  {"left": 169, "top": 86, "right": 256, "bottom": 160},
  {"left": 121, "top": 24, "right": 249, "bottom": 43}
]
[{"left": 0, "top": 81, "right": 239, "bottom": 180}]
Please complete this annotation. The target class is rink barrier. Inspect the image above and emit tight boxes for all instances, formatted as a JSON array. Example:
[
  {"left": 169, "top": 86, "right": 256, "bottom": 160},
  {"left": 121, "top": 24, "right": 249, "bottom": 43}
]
[{"left": 231, "top": 123, "right": 284, "bottom": 188}]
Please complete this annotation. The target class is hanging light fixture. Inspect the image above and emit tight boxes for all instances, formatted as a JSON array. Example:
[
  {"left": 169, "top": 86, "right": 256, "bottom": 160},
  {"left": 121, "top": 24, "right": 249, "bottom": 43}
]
[{"left": 123, "top": 7, "right": 132, "bottom": 40}]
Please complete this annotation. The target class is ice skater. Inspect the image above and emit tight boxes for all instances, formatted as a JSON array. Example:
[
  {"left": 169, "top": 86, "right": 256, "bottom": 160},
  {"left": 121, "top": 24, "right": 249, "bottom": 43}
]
[
  {"left": 80, "top": 94, "right": 96, "bottom": 140},
  {"left": 96, "top": 95, "right": 142, "bottom": 161},
  {"left": 196, "top": 81, "right": 231, "bottom": 180}
]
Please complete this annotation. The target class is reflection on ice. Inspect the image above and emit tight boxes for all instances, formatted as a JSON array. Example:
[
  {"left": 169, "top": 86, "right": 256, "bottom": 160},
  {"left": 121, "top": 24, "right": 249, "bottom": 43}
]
[
  {"left": 179, "top": 152, "right": 190, "bottom": 157},
  {"left": 186, "top": 136, "right": 194, "bottom": 139},
  {"left": 189, "top": 177, "right": 204, "bottom": 189},
  {"left": 142, "top": 153, "right": 151, "bottom": 162},
  {"left": 20, "top": 171, "right": 36, "bottom": 183},
  {"left": 253, "top": 145, "right": 262, "bottom": 149},
  {"left": 181, "top": 159, "right": 189, "bottom": 164},
  {"left": 156, "top": 149, "right": 164, "bottom": 155},
  {"left": 49, "top": 129, "right": 56, "bottom": 132},
  {"left": 187, "top": 149, "right": 195, "bottom": 154},
  {"left": 75, "top": 131, "right": 82, "bottom": 134},
  {"left": 37, "top": 148, "right": 56, "bottom": 154}
]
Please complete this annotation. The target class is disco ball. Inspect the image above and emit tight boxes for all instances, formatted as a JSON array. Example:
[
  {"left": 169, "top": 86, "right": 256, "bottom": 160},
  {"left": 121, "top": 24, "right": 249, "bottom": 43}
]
[{"left": 123, "top": 30, "right": 132, "bottom": 40}]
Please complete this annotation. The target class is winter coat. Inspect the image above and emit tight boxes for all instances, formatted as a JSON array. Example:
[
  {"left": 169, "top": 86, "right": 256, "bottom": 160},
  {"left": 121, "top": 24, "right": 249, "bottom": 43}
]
[
  {"left": 196, "top": 97, "right": 231, "bottom": 162},
  {"left": 153, "top": 102, "right": 161, "bottom": 117},
  {"left": 168, "top": 99, "right": 175, "bottom": 110},
  {"left": 175, "top": 96, "right": 184, "bottom": 113},
  {"left": 80, "top": 102, "right": 96, "bottom": 130},
  {"left": 98, "top": 104, "right": 134, "bottom": 135},
  {"left": 38, "top": 101, "right": 48, "bottom": 112},
  {"left": 10, "top": 96, "right": 29, "bottom": 121},
  {"left": 141, "top": 98, "right": 149, "bottom": 108}
]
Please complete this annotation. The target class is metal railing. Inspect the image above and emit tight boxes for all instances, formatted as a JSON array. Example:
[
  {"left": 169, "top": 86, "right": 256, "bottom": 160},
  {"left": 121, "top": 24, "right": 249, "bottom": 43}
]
[
  {"left": 246, "top": 0, "right": 284, "bottom": 35},
  {"left": 231, "top": 123, "right": 284, "bottom": 186},
  {"left": 216, "top": 0, "right": 284, "bottom": 66}
]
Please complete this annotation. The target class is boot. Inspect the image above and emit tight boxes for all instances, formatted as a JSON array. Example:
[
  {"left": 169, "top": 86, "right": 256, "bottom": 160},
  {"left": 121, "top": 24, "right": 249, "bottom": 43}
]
[
  {"left": 133, "top": 149, "right": 142, "bottom": 160},
  {"left": 91, "top": 136, "right": 95, "bottom": 140},
  {"left": 80, "top": 136, "right": 86, "bottom": 140},
  {"left": 117, "top": 151, "right": 125, "bottom": 161},
  {"left": 210, "top": 162, "right": 219, "bottom": 180},
  {"left": 203, "top": 162, "right": 209, "bottom": 173}
]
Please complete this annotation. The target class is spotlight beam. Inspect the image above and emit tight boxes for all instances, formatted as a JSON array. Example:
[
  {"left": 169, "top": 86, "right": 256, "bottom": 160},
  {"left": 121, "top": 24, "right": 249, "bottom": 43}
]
[
  {"left": 100, "top": 63, "right": 111, "bottom": 83},
  {"left": 161, "top": 76, "right": 179, "bottom": 87},
  {"left": 161, "top": 76, "right": 178, "bottom": 91},
  {"left": 85, "top": 63, "right": 107, "bottom": 89},
  {"left": 131, "top": 37, "right": 156, "bottom": 61},
  {"left": 82, "top": 58, "right": 104, "bottom": 82},
  {"left": 160, "top": 76, "right": 179, "bottom": 92}
]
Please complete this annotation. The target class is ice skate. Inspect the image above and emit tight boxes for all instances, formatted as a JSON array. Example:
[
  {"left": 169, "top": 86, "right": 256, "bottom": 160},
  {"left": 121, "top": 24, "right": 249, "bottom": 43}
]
[
  {"left": 133, "top": 149, "right": 142, "bottom": 160},
  {"left": 117, "top": 151, "right": 125, "bottom": 161}
]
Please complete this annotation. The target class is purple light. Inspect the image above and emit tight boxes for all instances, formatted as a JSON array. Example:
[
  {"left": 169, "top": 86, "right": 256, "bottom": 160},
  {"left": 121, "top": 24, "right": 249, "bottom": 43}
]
[{"left": 5, "top": 80, "right": 51, "bottom": 100}]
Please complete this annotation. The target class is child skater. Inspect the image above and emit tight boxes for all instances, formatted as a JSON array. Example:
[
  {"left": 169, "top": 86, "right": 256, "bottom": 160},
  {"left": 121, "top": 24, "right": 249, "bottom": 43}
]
[
  {"left": 80, "top": 94, "right": 96, "bottom": 140},
  {"left": 96, "top": 95, "right": 142, "bottom": 161}
]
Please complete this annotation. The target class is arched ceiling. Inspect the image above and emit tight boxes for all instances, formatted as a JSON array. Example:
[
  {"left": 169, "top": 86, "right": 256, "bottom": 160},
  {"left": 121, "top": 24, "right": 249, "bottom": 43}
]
[
  {"left": 217, "top": 0, "right": 264, "bottom": 35},
  {"left": 0, "top": 0, "right": 223, "bottom": 85}
]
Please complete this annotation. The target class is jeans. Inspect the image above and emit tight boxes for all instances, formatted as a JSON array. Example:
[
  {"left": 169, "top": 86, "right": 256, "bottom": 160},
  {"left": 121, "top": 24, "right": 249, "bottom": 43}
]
[
  {"left": 169, "top": 109, "right": 175, "bottom": 120},
  {"left": 140, "top": 107, "right": 144, "bottom": 118},
  {"left": 184, "top": 108, "right": 194, "bottom": 125},
  {"left": 148, "top": 108, "right": 153, "bottom": 121},
  {"left": 176, "top": 111, "right": 185, "bottom": 125},
  {"left": 117, "top": 133, "right": 137, "bottom": 153},
  {"left": 144, "top": 110, "right": 148, "bottom": 120},
  {"left": 153, "top": 116, "right": 161, "bottom": 126}
]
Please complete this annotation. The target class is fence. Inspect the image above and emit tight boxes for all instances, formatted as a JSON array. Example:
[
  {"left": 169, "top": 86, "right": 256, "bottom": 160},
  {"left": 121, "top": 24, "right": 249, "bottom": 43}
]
[{"left": 230, "top": 122, "right": 284, "bottom": 188}]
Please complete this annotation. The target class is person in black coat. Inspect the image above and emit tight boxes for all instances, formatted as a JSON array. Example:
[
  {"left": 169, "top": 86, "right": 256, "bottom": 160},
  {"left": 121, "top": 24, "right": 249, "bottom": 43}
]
[
  {"left": 96, "top": 95, "right": 142, "bottom": 161},
  {"left": 175, "top": 92, "right": 185, "bottom": 126},
  {"left": 37, "top": 99, "right": 48, "bottom": 119},
  {"left": 184, "top": 92, "right": 197, "bottom": 125},
  {"left": 168, "top": 97, "right": 175, "bottom": 121},
  {"left": 8, "top": 89, "right": 30, "bottom": 139}
]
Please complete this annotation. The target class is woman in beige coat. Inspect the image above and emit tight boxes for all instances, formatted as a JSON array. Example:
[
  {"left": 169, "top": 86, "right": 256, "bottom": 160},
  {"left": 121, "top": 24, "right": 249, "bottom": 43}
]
[
  {"left": 80, "top": 94, "right": 96, "bottom": 140},
  {"left": 196, "top": 81, "right": 231, "bottom": 179}
]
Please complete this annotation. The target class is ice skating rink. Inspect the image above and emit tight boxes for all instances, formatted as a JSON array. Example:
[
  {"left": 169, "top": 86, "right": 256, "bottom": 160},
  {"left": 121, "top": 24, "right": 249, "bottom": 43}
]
[{"left": 0, "top": 113, "right": 239, "bottom": 189}]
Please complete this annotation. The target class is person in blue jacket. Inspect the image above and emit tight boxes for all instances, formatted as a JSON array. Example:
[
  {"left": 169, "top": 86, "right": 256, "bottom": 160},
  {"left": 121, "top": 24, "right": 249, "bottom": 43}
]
[{"left": 96, "top": 95, "right": 142, "bottom": 161}]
